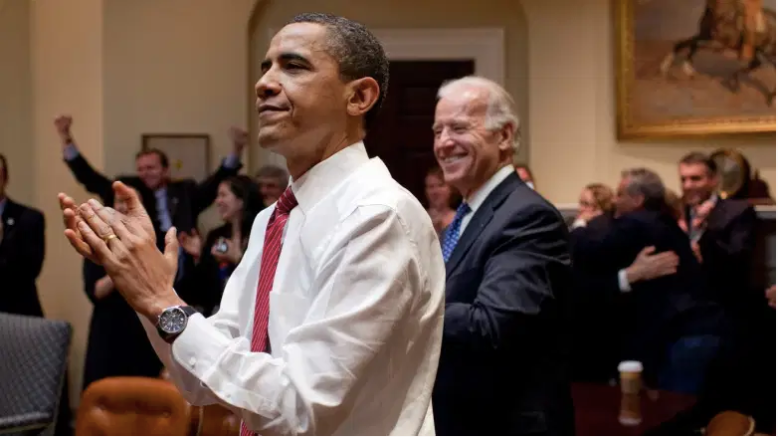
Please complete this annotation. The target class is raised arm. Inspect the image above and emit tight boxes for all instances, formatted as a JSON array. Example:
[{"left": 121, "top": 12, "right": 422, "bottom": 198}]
[
  {"left": 55, "top": 115, "right": 114, "bottom": 202},
  {"left": 191, "top": 127, "right": 247, "bottom": 216}
]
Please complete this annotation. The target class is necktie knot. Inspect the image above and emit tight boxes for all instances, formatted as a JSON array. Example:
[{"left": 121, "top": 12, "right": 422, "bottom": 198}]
[
  {"left": 276, "top": 187, "right": 298, "bottom": 216},
  {"left": 455, "top": 202, "right": 471, "bottom": 219}
]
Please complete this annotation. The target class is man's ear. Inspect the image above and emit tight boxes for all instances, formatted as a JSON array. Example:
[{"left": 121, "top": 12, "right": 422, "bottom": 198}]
[
  {"left": 345, "top": 77, "right": 380, "bottom": 119},
  {"left": 496, "top": 122, "right": 515, "bottom": 154}
]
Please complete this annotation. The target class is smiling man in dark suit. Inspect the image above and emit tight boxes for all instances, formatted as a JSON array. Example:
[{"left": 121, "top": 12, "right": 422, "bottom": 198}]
[
  {"left": 430, "top": 76, "right": 574, "bottom": 436},
  {"left": 0, "top": 154, "right": 46, "bottom": 317}
]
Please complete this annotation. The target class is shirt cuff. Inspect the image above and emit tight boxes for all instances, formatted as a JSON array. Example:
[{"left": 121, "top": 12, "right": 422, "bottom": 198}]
[
  {"left": 63, "top": 143, "right": 80, "bottom": 161},
  {"left": 571, "top": 218, "right": 587, "bottom": 229},
  {"left": 223, "top": 153, "right": 241, "bottom": 169},
  {"left": 617, "top": 269, "right": 632, "bottom": 293}
]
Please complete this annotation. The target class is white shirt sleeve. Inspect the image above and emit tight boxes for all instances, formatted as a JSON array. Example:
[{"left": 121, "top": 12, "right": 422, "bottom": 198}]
[
  {"left": 144, "top": 205, "right": 421, "bottom": 435},
  {"left": 617, "top": 268, "right": 632, "bottom": 293}
]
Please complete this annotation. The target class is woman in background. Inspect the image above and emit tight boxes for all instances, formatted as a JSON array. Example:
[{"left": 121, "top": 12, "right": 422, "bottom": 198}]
[
  {"left": 425, "top": 166, "right": 460, "bottom": 235},
  {"left": 82, "top": 186, "right": 162, "bottom": 390},
  {"left": 179, "top": 175, "right": 263, "bottom": 316},
  {"left": 573, "top": 183, "right": 615, "bottom": 228}
]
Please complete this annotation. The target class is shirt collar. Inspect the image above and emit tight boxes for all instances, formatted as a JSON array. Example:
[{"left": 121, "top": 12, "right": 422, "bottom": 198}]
[
  {"left": 465, "top": 164, "right": 515, "bottom": 215},
  {"left": 291, "top": 142, "right": 370, "bottom": 215},
  {"left": 0, "top": 197, "right": 7, "bottom": 218}
]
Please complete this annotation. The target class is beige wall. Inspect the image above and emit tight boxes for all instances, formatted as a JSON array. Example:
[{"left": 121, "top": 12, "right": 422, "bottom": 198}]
[
  {"left": 5, "top": 0, "right": 775, "bottom": 412},
  {"left": 31, "top": 0, "right": 105, "bottom": 407},
  {"left": 0, "top": 0, "right": 34, "bottom": 204}
]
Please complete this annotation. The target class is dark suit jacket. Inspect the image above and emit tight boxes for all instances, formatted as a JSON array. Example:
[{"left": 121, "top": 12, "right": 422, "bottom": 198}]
[
  {"left": 0, "top": 198, "right": 45, "bottom": 317},
  {"left": 688, "top": 199, "right": 758, "bottom": 317},
  {"left": 570, "top": 209, "right": 728, "bottom": 385},
  {"left": 64, "top": 152, "right": 239, "bottom": 234},
  {"left": 82, "top": 260, "right": 162, "bottom": 390},
  {"left": 176, "top": 223, "right": 238, "bottom": 316},
  {"left": 432, "top": 173, "right": 575, "bottom": 436}
]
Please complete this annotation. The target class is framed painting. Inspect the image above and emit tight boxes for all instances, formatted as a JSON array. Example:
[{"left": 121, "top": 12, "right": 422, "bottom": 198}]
[
  {"left": 142, "top": 134, "right": 210, "bottom": 182},
  {"left": 614, "top": 0, "right": 776, "bottom": 139}
]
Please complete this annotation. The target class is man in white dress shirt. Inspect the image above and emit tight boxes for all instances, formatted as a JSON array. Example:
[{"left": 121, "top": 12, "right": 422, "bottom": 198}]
[{"left": 58, "top": 13, "right": 445, "bottom": 436}]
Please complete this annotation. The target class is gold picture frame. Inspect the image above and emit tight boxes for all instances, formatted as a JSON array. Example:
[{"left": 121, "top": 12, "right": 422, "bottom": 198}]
[
  {"left": 614, "top": 0, "right": 776, "bottom": 139},
  {"left": 142, "top": 134, "right": 210, "bottom": 182}
]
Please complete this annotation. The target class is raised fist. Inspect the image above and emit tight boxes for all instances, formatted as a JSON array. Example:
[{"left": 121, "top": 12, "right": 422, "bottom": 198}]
[
  {"left": 228, "top": 126, "right": 248, "bottom": 153},
  {"left": 54, "top": 115, "right": 73, "bottom": 140}
]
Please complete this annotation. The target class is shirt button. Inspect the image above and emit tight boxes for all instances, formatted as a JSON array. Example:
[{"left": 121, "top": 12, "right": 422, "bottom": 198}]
[{"left": 189, "top": 357, "right": 196, "bottom": 367}]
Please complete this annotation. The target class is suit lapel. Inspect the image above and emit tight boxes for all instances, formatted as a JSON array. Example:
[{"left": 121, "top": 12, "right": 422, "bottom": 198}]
[{"left": 445, "top": 174, "right": 521, "bottom": 278}]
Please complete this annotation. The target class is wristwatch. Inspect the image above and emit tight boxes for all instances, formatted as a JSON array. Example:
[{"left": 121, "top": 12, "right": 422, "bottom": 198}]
[{"left": 156, "top": 305, "right": 198, "bottom": 344}]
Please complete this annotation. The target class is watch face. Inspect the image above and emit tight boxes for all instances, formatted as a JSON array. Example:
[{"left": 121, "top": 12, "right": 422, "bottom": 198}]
[{"left": 159, "top": 307, "right": 187, "bottom": 334}]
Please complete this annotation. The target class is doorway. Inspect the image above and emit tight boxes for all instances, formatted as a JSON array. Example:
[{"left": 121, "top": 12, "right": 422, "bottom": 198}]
[{"left": 364, "top": 60, "right": 475, "bottom": 205}]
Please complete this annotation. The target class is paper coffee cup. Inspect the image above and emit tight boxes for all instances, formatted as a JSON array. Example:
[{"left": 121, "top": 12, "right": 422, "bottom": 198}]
[
  {"left": 619, "top": 393, "right": 642, "bottom": 426},
  {"left": 618, "top": 360, "right": 643, "bottom": 395}
]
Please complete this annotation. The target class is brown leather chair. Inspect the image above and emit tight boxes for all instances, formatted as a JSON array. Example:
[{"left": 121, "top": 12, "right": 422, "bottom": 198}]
[
  {"left": 75, "top": 377, "right": 191, "bottom": 436},
  {"left": 705, "top": 411, "right": 756, "bottom": 436}
]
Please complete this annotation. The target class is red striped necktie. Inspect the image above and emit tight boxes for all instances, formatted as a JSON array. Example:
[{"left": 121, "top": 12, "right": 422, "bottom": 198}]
[{"left": 239, "top": 187, "right": 298, "bottom": 436}]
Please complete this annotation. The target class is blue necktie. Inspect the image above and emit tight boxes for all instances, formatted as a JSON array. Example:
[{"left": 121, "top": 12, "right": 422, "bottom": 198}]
[{"left": 441, "top": 203, "right": 471, "bottom": 263}]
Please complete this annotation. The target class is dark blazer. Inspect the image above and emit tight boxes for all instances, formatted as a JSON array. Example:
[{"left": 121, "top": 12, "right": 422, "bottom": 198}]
[
  {"left": 64, "top": 152, "right": 240, "bottom": 234},
  {"left": 177, "top": 223, "right": 238, "bottom": 316},
  {"left": 82, "top": 260, "right": 162, "bottom": 390},
  {"left": 432, "top": 173, "right": 575, "bottom": 436},
  {"left": 571, "top": 209, "right": 728, "bottom": 385},
  {"left": 0, "top": 198, "right": 45, "bottom": 317},
  {"left": 689, "top": 199, "right": 759, "bottom": 316}
]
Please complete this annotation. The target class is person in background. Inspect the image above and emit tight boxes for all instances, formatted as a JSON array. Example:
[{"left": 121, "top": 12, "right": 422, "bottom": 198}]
[
  {"left": 572, "top": 183, "right": 614, "bottom": 228},
  {"left": 424, "top": 165, "right": 459, "bottom": 235},
  {"left": 678, "top": 152, "right": 758, "bottom": 322},
  {"left": 514, "top": 163, "right": 535, "bottom": 190},
  {"left": 430, "top": 76, "right": 574, "bottom": 435},
  {"left": 254, "top": 164, "right": 289, "bottom": 206},
  {"left": 0, "top": 154, "right": 46, "bottom": 317},
  {"left": 82, "top": 186, "right": 162, "bottom": 390},
  {"left": 54, "top": 116, "right": 246, "bottom": 240},
  {"left": 179, "top": 176, "right": 264, "bottom": 316}
]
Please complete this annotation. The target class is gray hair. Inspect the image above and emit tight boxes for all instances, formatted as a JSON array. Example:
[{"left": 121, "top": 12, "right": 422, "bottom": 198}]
[
  {"left": 255, "top": 165, "right": 289, "bottom": 188},
  {"left": 621, "top": 167, "right": 666, "bottom": 211},
  {"left": 437, "top": 76, "right": 521, "bottom": 153}
]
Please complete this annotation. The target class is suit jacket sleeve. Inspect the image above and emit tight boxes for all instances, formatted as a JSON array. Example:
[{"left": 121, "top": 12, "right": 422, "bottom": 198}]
[
  {"left": 444, "top": 206, "right": 570, "bottom": 352},
  {"left": 191, "top": 163, "right": 242, "bottom": 217},
  {"left": 83, "top": 260, "right": 107, "bottom": 305},
  {"left": 64, "top": 152, "right": 115, "bottom": 201},
  {"left": 705, "top": 206, "right": 758, "bottom": 260},
  {"left": 0, "top": 210, "right": 45, "bottom": 282}
]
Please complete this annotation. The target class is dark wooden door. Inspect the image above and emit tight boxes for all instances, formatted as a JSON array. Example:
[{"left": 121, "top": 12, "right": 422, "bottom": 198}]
[{"left": 364, "top": 60, "right": 475, "bottom": 205}]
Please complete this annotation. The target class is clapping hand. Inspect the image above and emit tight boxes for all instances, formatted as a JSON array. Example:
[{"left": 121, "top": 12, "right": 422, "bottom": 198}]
[
  {"left": 179, "top": 230, "right": 203, "bottom": 260},
  {"left": 58, "top": 182, "right": 185, "bottom": 321}
]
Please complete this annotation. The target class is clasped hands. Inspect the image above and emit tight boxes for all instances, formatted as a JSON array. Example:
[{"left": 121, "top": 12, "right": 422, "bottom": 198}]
[{"left": 58, "top": 181, "right": 185, "bottom": 322}]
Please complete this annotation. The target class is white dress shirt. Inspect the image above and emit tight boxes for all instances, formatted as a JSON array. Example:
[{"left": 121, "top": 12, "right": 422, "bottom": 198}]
[
  {"left": 459, "top": 164, "right": 515, "bottom": 233},
  {"left": 141, "top": 142, "right": 446, "bottom": 436}
]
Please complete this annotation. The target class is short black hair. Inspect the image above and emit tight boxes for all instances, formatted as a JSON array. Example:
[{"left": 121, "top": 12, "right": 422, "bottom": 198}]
[
  {"left": 288, "top": 13, "right": 389, "bottom": 130},
  {"left": 0, "top": 153, "right": 7, "bottom": 181},
  {"left": 136, "top": 148, "right": 170, "bottom": 169},
  {"left": 680, "top": 152, "right": 717, "bottom": 175}
]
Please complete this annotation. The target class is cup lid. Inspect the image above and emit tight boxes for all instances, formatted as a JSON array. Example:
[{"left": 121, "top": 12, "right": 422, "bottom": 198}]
[{"left": 618, "top": 360, "right": 643, "bottom": 372}]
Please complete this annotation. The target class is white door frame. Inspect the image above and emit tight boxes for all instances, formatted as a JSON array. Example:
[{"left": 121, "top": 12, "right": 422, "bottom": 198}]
[{"left": 371, "top": 28, "right": 505, "bottom": 86}]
